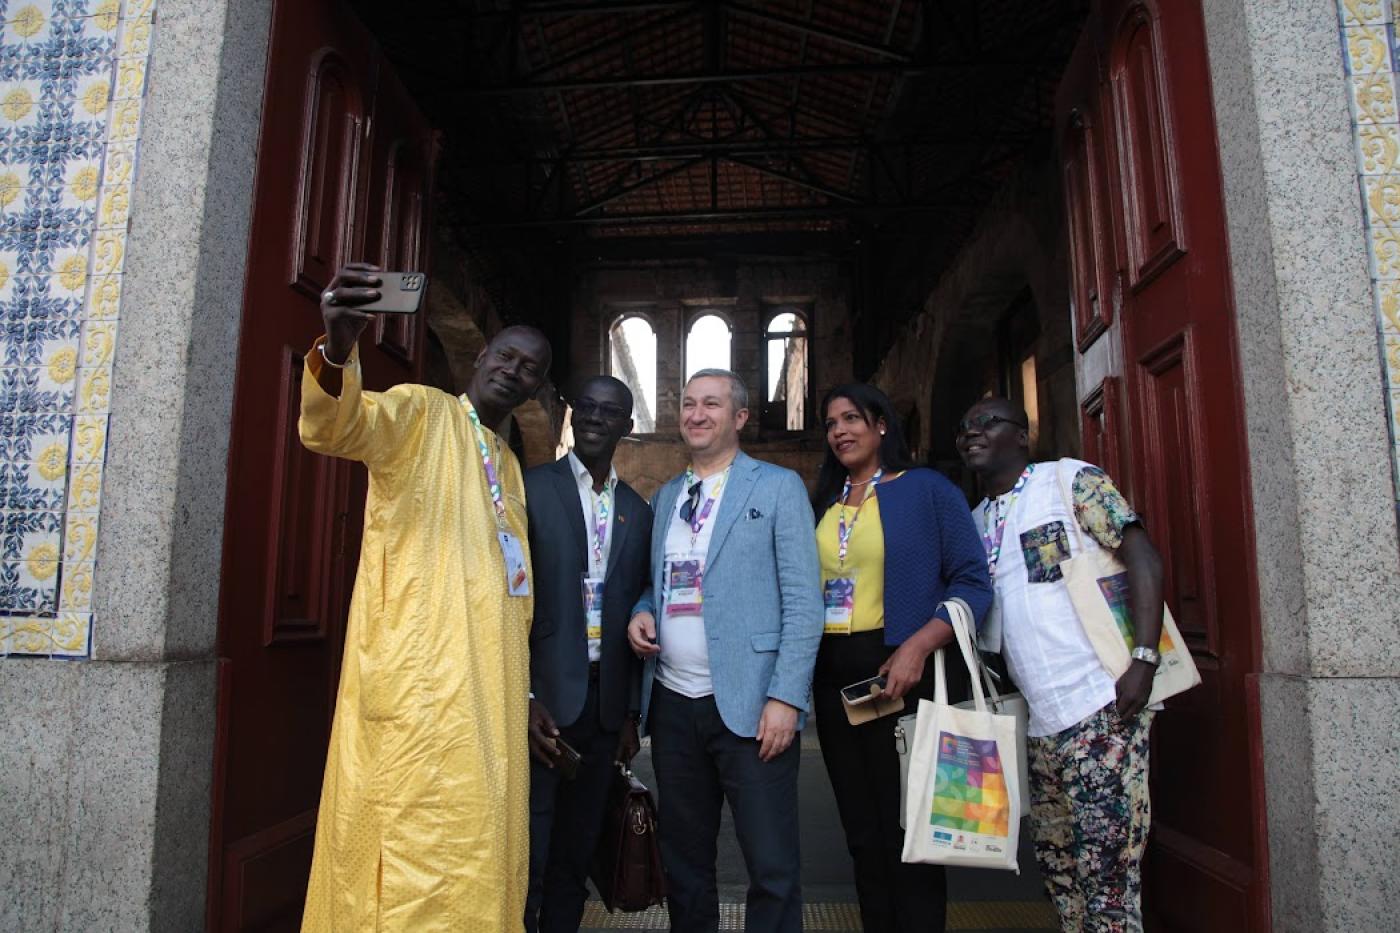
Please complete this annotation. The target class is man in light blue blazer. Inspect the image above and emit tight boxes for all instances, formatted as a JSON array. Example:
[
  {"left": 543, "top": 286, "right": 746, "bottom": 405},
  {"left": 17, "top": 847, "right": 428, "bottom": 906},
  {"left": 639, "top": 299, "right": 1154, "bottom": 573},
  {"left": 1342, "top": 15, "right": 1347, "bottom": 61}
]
[{"left": 627, "top": 368, "right": 822, "bottom": 933}]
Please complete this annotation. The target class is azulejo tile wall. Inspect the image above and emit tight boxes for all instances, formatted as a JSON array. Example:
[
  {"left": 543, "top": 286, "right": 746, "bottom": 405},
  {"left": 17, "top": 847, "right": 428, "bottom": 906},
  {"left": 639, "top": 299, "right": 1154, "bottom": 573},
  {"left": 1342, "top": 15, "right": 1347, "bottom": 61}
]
[
  {"left": 0, "top": 0, "right": 154, "bottom": 657},
  {"left": 1340, "top": 0, "right": 1400, "bottom": 511}
]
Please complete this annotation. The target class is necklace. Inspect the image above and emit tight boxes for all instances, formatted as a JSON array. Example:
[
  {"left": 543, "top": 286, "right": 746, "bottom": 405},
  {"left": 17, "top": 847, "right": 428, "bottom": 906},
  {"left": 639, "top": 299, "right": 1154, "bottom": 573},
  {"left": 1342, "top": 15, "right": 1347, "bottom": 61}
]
[{"left": 836, "top": 467, "right": 883, "bottom": 567}]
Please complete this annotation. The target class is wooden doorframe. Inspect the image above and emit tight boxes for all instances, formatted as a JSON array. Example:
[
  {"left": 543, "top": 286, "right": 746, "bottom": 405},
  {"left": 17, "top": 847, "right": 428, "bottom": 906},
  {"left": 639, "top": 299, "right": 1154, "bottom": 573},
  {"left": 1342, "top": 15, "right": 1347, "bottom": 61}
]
[
  {"left": 206, "top": 0, "right": 436, "bottom": 928},
  {"left": 1059, "top": 1, "right": 1270, "bottom": 927}
]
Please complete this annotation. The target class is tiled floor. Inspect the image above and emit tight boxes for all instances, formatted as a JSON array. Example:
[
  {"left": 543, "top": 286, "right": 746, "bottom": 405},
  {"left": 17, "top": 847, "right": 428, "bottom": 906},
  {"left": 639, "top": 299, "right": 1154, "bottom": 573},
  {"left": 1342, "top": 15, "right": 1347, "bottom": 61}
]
[{"left": 580, "top": 899, "right": 1057, "bottom": 930}]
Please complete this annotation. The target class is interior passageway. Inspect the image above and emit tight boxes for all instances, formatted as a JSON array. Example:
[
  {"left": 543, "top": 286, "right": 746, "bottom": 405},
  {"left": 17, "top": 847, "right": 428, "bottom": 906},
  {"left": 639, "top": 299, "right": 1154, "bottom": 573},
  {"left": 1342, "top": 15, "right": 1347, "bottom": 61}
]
[
  {"left": 217, "top": 0, "right": 1243, "bottom": 927},
  {"left": 347, "top": 3, "right": 1088, "bottom": 925}
]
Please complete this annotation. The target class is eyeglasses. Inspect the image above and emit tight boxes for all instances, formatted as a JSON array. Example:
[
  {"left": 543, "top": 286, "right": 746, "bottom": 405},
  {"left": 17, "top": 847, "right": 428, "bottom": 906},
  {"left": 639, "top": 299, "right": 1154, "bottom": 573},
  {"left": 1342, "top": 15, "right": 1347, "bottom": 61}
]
[
  {"left": 573, "top": 398, "right": 630, "bottom": 421},
  {"left": 678, "top": 480, "right": 703, "bottom": 524},
  {"left": 955, "top": 413, "right": 1028, "bottom": 437}
]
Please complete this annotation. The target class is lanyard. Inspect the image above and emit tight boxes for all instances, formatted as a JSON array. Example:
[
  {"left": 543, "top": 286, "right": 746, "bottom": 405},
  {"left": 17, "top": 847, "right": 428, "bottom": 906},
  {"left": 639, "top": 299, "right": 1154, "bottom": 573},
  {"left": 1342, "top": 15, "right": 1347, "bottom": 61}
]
[
  {"left": 982, "top": 464, "right": 1035, "bottom": 579},
  {"left": 464, "top": 400, "right": 507, "bottom": 531},
  {"left": 589, "top": 480, "right": 613, "bottom": 571},
  {"left": 837, "top": 467, "right": 883, "bottom": 568},
  {"left": 682, "top": 466, "right": 729, "bottom": 548}
]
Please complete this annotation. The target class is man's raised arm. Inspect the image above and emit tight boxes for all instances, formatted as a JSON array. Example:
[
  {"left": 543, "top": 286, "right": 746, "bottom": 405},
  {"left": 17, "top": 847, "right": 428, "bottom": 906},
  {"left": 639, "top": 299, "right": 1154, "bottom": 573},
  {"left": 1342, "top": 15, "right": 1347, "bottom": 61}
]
[{"left": 299, "top": 262, "right": 424, "bottom": 471}]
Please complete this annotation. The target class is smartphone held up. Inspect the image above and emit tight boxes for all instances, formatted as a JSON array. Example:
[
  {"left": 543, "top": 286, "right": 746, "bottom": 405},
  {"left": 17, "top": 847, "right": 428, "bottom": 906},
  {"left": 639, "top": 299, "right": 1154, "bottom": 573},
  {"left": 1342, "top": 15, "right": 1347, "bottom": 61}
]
[{"left": 357, "top": 271, "right": 428, "bottom": 314}]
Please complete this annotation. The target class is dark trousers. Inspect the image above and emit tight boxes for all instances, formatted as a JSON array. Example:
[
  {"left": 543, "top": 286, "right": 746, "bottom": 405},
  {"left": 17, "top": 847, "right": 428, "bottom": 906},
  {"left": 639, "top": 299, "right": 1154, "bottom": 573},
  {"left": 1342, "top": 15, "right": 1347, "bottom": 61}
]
[
  {"left": 814, "top": 629, "right": 961, "bottom": 933},
  {"left": 525, "top": 678, "right": 618, "bottom": 933},
  {"left": 649, "top": 683, "right": 803, "bottom": 933}
]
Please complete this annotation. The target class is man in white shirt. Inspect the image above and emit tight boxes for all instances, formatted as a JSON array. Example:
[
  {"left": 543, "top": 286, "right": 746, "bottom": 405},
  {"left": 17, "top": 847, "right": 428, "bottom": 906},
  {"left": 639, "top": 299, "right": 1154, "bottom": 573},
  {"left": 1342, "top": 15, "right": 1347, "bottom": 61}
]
[
  {"left": 523, "top": 376, "right": 652, "bottom": 932},
  {"left": 956, "top": 397, "right": 1166, "bottom": 933},
  {"left": 627, "top": 369, "right": 822, "bottom": 933}
]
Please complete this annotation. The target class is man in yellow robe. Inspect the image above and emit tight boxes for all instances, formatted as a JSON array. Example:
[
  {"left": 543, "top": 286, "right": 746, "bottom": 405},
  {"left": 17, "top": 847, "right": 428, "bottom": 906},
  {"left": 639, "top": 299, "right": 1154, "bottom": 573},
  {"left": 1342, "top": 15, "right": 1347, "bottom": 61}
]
[{"left": 298, "top": 263, "right": 552, "bottom": 931}]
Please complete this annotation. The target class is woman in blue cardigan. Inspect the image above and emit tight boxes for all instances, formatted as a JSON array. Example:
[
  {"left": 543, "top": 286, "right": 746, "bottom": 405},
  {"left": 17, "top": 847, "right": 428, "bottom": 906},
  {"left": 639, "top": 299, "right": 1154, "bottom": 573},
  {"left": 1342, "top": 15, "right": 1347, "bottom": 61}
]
[{"left": 810, "top": 383, "right": 992, "bottom": 933}]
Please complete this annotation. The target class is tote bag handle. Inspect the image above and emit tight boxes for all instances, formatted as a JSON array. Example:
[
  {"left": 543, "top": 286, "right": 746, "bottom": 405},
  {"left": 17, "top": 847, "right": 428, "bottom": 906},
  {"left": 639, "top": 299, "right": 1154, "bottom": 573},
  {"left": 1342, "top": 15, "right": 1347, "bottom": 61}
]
[{"left": 932, "top": 598, "right": 986, "bottom": 711}]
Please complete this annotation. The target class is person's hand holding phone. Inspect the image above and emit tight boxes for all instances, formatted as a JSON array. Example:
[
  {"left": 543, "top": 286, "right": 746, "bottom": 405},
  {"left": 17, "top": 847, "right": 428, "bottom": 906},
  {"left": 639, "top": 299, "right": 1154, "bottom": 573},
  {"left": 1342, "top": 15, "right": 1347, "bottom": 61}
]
[
  {"left": 528, "top": 698, "right": 562, "bottom": 768},
  {"left": 320, "top": 262, "right": 384, "bottom": 364},
  {"left": 840, "top": 675, "right": 887, "bottom": 706}
]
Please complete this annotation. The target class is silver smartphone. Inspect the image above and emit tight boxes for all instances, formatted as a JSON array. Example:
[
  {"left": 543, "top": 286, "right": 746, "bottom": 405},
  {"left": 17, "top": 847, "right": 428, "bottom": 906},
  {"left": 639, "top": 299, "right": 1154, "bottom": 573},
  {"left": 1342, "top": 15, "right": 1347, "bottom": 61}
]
[{"left": 840, "top": 675, "right": 888, "bottom": 705}]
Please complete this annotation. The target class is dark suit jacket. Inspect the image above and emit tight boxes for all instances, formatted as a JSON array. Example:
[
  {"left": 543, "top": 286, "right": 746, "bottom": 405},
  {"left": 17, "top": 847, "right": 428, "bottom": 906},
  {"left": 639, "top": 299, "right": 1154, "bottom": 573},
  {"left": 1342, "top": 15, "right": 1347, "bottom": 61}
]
[{"left": 525, "top": 456, "right": 652, "bottom": 731}]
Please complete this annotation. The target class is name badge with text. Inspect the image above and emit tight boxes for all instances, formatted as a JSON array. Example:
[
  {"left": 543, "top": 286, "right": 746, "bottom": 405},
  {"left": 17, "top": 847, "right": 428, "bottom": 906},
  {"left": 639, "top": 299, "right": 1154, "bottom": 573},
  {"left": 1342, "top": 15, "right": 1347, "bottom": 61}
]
[
  {"left": 581, "top": 575, "right": 604, "bottom": 640},
  {"left": 665, "top": 556, "right": 704, "bottom": 617},
  {"left": 498, "top": 531, "right": 530, "bottom": 597},
  {"left": 823, "top": 574, "right": 857, "bottom": 635}
]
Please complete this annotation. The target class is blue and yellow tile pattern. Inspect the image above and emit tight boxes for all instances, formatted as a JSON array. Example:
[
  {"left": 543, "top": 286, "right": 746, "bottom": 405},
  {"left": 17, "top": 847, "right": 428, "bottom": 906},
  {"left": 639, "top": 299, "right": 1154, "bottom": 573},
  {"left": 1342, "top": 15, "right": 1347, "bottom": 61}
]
[
  {"left": 1340, "top": 0, "right": 1400, "bottom": 510},
  {"left": 0, "top": 0, "right": 155, "bottom": 657}
]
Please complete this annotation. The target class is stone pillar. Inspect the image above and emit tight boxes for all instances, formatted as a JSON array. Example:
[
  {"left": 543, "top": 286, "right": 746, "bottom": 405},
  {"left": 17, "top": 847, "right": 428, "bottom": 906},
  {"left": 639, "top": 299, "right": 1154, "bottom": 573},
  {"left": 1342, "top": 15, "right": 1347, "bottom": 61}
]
[
  {"left": 1202, "top": 1, "right": 1400, "bottom": 927},
  {"left": 654, "top": 301, "right": 684, "bottom": 433},
  {"left": 0, "top": 1, "right": 273, "bottom": 929}
]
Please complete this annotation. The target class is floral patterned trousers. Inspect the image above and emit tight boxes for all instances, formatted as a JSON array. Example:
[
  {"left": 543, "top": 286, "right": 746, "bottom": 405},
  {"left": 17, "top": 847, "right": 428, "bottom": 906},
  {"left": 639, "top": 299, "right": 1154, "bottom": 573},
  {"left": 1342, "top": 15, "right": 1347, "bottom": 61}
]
[{"left": 1027, "top": 703, "right": 1153, "bottom": 933}]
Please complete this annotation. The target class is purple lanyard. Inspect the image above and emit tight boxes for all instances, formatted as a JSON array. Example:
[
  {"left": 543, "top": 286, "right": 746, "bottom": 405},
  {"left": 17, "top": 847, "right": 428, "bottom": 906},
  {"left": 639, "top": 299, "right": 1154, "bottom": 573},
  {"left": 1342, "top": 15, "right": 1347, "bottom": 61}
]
[
  {"left": 836, "top": 468, "right": 883, "bottom": 568},
  {"left": 982, "top": 464, "right": 1035, "bottom": 579},
  {"left": 464, "top": 401, "right": 507, "bottom": 529},
  {"left": 590, "top": 481, "right": 612, "bottom": 571},
  {"left": 682, "top": 466, "right": 728, "bottom": 543}
]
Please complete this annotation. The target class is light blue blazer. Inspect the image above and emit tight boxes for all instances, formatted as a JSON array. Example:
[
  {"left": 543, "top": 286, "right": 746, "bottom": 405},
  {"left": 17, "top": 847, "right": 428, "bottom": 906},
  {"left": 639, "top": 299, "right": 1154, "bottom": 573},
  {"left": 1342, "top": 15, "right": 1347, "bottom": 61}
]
[{"left": 632, "top": 450, "right": 823, "bottom": 738}]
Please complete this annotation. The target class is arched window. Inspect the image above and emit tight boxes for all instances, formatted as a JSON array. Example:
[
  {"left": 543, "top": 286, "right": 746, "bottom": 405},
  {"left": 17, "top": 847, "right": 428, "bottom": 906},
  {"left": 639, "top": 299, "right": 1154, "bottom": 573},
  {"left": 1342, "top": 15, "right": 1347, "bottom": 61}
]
[
  {"left": 764, "top": 311, "right": 807, "bottom": 430},
  {"left": 685, "top": 313, "right": 732, "bottom": 380},
  {"left": 607, "top": 315, "right": 656, "bottom": 432}
]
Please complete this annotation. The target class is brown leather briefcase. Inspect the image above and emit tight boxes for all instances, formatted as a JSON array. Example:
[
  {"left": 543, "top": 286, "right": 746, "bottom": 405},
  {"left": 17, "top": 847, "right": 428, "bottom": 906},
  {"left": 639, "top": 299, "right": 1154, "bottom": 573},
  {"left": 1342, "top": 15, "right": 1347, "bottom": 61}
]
[{"left": 590, "top": 764, "right": 666, "bottom": 912}]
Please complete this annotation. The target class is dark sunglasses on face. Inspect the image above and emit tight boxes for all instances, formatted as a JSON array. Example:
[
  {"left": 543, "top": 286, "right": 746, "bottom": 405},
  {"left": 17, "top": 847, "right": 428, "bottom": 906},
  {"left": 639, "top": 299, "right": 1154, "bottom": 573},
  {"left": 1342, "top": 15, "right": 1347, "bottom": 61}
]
[
  {"left": 956, "top": 413, "right": 1028, "bottom": 437},
  {"left": 573, "top": 398, "right": 630, "bottom": 421}
]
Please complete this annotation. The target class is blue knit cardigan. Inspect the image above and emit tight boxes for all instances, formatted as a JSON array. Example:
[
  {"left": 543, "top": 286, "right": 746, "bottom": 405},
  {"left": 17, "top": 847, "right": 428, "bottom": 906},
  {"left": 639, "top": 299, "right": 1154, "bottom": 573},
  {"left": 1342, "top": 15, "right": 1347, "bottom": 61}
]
[{"left": 824, "top": 468, "right": 993, "bottom": 646}]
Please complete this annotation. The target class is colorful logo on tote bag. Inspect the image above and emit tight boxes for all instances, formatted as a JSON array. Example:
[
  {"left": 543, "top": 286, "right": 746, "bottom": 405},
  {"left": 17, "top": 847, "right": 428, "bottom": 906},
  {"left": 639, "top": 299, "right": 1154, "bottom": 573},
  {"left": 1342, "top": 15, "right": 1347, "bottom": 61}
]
[
  {"left": 928, "top": 732, "right": 1010, "bottom": 839},
  {"left": 1097, "top": 571, "right": 1175, "bottom": 652}
]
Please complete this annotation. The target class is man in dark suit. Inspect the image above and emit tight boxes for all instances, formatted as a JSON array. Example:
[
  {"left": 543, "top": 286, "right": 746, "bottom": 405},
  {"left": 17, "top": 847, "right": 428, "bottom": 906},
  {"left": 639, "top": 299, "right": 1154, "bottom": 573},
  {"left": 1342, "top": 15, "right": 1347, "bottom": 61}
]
[{"left": 523, "top": 375, "right": 653, "bottom": 933}]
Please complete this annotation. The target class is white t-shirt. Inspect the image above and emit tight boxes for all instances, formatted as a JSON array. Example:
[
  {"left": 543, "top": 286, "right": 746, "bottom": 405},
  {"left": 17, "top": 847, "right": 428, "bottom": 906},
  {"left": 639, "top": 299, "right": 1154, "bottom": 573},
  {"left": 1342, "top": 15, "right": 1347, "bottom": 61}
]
[{"left": 655, "top": 470, "right": 728, "bottom": 698}]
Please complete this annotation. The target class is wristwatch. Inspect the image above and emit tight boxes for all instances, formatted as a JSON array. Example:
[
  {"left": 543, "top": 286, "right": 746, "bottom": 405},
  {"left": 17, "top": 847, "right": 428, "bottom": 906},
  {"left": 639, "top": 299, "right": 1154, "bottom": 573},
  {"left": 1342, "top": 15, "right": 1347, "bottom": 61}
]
[{"left": 1130, "top": 646, "right": 1161, "bottom": 666}]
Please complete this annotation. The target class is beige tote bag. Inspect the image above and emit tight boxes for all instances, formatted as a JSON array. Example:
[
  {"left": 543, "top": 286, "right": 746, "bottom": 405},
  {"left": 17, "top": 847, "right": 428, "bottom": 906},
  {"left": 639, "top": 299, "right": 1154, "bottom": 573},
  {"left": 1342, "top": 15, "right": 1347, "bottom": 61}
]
[
  {"left": 898, "top": 650, "right": 1030, "bottom": 826},
  {"left": 900, "top": 601, "right": 1021, "bottom": 871},
  {"left": 1054, "top": 463, "right": 1201, "bottom": 706}
]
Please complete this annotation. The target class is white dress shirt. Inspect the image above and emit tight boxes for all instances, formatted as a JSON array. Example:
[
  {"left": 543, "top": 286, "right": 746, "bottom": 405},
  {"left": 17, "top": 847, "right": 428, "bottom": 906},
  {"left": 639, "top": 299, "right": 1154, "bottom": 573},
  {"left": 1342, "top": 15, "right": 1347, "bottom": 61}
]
[
  {"left": 974, "top": 461, "right": 1117, "bottom": 736},
  {"left": 568, "top": 450, "right": 617, "bottom": 663}
]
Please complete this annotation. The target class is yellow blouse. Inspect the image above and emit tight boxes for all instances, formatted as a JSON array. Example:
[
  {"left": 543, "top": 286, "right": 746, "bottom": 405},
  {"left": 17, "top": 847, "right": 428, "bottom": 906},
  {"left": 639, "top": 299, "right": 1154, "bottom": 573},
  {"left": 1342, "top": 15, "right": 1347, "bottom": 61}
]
[{"left": 818, "top": 492, "right": 886, "bottom": 633}]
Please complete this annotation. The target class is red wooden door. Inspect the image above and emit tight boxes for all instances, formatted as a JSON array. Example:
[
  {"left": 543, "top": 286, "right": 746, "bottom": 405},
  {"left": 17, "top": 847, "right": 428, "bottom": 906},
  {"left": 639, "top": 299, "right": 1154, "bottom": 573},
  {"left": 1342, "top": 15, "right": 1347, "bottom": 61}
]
[
  {"left": 1057, "top": 1, "right": 1268, "bottom": 929},
  {"left": 209, "top": 1, "right": 435, "bottom": 928}
]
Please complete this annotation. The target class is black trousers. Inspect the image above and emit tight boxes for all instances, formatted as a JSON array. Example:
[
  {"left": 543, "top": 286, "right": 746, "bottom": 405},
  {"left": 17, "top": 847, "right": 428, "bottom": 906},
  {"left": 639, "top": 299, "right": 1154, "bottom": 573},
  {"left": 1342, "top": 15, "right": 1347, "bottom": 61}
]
[
  {"left": 814, "top": 629, "right": 965, "bottom": 933},
  {"left": 649, "top": 683, "right": 803, "bottom": 933},
  {"left": 525, "top": 678, "right": 619, "bottom": 933}
]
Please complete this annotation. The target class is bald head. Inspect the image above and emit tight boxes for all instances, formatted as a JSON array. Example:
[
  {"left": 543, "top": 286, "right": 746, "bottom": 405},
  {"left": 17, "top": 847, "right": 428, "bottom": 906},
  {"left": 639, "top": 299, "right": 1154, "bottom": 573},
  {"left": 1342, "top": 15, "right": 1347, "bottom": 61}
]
[
  {"left": 955, "top": 395, "right": 1031, "bottom": 480},
  {"left": 576, "top": 374, "right": 633, "bottom": 414},
  {"left": 491, "top": 325, "right": 553, "bottom": 374},
  {"left": 571, "top": 374, "right": 634, "bottom": 469},
  {"left": 467, "top": 324, "right": 553, "bottom": 426},
  {"left": 977, "top": 396, "right": 1029, "bottom": 427}
]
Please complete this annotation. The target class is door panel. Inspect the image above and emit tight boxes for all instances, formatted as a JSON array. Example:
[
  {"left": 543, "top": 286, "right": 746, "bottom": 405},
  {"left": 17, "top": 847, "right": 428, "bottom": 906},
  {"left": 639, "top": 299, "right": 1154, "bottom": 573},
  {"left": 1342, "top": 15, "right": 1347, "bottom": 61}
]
[
  {"left": 1080, "top": 375, "right": 1123, "bottom": 482},
  {"left": 1063, "top": 94, "right": 1116, "bottom": 350},
  {"left": 292, "top": 53, "right": 365, "bottom": 301},
  {"left": 1057, "top": 1, "right": 1268, "bottom": 929},
  {"left": 210, "top": 1, "right": 435, "bottom": 928},
  {"left": 1110, "top": 9, "right": 1186, "bottom": 286},
  {"left": 262, "top": 346, "right": 339, "bottom": 646}
]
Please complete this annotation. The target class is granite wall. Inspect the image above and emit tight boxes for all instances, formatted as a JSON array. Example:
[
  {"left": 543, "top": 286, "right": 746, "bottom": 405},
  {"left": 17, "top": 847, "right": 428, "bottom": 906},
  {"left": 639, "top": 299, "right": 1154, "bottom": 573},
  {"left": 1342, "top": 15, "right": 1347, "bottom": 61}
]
[
  {"left": 0, "top": 0, "right": 274, "bottom": 928},
  {"left": 1203, "top": 0, "right": 1400, "bottom": 927}
]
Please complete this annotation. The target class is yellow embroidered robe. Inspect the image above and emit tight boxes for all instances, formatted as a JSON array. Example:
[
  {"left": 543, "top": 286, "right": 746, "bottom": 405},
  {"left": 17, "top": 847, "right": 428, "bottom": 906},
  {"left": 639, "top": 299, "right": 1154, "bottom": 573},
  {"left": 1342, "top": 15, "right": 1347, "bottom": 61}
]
[{"left": 298, "top": 343, "right": 532, "bottom": 931}]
